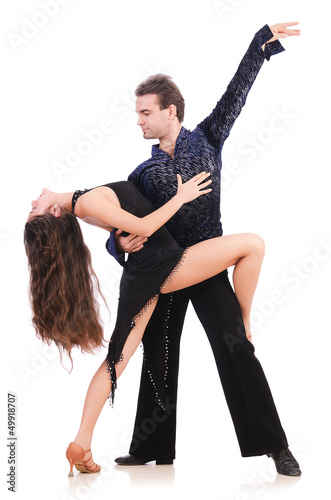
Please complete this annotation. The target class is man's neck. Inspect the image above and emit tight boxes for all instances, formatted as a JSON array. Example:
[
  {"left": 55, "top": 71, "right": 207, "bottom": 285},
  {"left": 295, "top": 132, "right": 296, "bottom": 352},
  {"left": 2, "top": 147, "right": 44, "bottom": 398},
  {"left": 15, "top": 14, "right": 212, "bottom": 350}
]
[{"left": 159, "top": 124, "right": 182, "bottom": 158}]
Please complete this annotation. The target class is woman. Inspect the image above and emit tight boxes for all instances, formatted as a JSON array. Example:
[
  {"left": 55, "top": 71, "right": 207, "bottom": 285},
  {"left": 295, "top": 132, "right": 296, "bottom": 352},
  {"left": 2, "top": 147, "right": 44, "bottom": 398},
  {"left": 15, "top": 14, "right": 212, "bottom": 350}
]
[{"left": 24, "top": 173, "right": 265, "bottom": 476}]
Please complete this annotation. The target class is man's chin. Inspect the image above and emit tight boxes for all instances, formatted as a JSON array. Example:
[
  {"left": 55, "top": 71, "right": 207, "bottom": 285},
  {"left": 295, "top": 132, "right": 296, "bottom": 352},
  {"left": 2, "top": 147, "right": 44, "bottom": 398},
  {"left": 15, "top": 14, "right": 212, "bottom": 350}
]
[{"left": 141, "top": 128, "right": 156, "bottom": 139}]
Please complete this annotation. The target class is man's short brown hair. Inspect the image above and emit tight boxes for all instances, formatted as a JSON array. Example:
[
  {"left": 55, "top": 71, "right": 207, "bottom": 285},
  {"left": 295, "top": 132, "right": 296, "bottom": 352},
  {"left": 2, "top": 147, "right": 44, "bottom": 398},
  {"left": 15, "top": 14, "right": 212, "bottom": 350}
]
[{"left": 135, "top": 74, "right": 185, "bottom": 123}]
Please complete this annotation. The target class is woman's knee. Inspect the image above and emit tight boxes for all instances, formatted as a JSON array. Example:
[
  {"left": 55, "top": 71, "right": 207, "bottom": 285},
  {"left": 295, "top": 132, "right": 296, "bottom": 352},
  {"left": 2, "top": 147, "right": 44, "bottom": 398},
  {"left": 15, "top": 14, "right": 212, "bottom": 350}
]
[{"left": 247, "top": 233, "right": 265, "bottom": 256}]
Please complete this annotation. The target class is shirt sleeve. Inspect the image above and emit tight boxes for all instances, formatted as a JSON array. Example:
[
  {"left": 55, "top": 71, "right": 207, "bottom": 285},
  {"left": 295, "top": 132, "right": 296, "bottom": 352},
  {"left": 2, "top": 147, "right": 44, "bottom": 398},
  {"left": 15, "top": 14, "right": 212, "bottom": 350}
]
[
  {"left": 105, "top": 171, "right": 141, "bottom": 267},
  {"left": 198, "top": 24, "right": 285, "bottom": 151},
  {"left": 106, "top": 232, "right": 126, "bottom": 266},
  {"left": 107, "top": 167, "right": 149, "bottom": 266}
]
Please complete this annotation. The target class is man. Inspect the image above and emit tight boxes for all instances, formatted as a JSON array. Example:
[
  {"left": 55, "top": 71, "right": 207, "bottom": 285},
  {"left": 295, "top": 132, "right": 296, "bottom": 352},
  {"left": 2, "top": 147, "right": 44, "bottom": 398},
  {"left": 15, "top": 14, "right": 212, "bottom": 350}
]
[{"left": 109, "top": 23, "right": 301, "bottom": 476}]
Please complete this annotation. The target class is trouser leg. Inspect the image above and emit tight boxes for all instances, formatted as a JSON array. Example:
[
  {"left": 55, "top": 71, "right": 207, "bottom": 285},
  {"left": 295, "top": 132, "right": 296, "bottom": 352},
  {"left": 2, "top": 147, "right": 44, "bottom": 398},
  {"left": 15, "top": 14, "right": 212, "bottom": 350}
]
[
  {"left": 129, "top": 291, "right": 189, "bottom": 460},
  {"left": 189, "top": 271, "right": 288, "bottom": 457}
]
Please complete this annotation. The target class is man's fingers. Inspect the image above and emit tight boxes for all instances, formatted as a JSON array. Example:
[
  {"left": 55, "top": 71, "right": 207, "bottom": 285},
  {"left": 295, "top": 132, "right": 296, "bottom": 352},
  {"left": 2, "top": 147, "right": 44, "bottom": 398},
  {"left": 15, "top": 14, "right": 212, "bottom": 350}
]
[
  {"left": 127, "top": 235, "right": 147, "bottom": 251},
  {"left": 283, "top": 29, "right": 301, "bottom": 36},
  {"left": 131, "top": 243, "right": 145, "bottom": 253},
  {"left": 278, "top": 21, "right": 300, "bottom": 28},
  {"left": 121, "top": 233, "right": 140, "bottom": 243},
  {"left": 132, "top": 237, "right": 147, "bottom": 246},
  {"left": 130, "top": 240, "right": 146, "bottom": 252},
  {"left": 270, "top": 22, "right": 301, "bottom": 37}
]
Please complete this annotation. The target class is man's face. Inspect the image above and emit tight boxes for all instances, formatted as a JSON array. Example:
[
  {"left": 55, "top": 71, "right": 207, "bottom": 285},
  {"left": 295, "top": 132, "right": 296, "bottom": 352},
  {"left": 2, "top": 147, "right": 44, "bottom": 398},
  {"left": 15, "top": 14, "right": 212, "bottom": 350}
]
[{"left": 136, "top": 94, "right": 170, "bottom": 140}]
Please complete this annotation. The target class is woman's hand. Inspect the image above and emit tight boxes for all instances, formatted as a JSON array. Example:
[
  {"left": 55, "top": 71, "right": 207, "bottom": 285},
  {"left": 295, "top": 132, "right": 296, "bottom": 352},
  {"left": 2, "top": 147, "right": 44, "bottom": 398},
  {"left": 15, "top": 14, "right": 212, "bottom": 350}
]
[{"left": 176, "top": 172, "right": 212, "bottom": 204}]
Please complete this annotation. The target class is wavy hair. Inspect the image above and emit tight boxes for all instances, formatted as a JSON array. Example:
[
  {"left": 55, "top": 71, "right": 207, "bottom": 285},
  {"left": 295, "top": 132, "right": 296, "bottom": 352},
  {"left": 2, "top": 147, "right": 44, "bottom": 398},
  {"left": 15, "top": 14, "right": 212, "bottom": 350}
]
[{"left": 24, "top": 212, "right": 106, "bottom": 367}]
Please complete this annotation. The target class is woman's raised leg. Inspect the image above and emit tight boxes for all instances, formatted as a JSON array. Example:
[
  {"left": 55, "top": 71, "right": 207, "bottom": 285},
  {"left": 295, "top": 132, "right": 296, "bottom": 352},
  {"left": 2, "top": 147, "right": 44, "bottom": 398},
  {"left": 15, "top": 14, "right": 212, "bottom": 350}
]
[
  {"left": 68, "top": 297, "right": 159, "bottom": 472},
  {"left": 161, "top": 233, "right": 265, "bottom": 337}
]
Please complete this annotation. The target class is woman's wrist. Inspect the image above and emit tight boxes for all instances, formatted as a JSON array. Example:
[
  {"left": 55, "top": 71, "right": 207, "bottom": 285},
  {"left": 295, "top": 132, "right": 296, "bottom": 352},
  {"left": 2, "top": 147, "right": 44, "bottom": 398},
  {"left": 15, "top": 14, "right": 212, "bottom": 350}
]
[{"left": 173, "top": 192, "right": 185, "bottom": 207}]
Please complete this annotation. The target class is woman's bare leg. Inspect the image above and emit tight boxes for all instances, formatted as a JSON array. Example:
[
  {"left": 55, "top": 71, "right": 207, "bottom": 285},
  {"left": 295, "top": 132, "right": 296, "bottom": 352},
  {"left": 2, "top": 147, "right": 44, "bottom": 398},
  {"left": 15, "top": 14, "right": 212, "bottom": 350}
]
[
  {"left": 162, "top": 233, "right": 265, "bottom": 337},
  {"left": 70, "top": 233, "right": 263, "bottom": 459},
  {"left": 71, "top": 298, "right": 159, "bottom": 456}
]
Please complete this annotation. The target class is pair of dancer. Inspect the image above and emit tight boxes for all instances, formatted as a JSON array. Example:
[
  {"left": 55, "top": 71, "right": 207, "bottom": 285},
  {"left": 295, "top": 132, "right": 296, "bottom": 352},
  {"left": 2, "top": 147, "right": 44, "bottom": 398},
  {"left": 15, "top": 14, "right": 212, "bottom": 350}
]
[{"left": 25, "top": 173, "right": 265, "bottom": 476}]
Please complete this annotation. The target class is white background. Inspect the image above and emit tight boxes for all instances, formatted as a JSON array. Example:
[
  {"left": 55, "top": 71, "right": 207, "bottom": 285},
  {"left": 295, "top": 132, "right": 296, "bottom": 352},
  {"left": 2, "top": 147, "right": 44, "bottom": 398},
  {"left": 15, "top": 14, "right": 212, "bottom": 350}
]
[{"left": 1, "top": 1, "right": 330, "bottom": 499}]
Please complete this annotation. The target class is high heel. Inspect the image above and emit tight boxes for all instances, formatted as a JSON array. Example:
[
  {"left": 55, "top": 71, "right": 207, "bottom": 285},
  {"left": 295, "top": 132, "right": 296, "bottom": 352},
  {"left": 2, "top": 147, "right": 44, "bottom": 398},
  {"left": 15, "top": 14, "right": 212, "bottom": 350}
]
[
  {"left": 66, "top": 443, "right": 84, "bottom": 477},
  {"left": 66, "top": 442, "right": 101, "bottom": 477}
]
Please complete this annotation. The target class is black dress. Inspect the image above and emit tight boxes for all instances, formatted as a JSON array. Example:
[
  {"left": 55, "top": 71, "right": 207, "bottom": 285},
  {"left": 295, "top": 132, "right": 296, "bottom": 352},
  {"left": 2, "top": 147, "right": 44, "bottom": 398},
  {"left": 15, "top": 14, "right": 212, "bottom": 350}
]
[{"left": 72, "top": 181, "right": 186, "bottom": 404}]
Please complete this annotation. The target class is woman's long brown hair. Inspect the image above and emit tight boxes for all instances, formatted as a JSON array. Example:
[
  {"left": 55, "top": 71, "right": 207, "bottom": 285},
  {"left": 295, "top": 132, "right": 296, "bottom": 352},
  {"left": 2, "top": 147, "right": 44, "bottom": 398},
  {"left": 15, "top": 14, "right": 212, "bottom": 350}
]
[{"left": 24, "top": 212, "right": 106, "bottom": 366}]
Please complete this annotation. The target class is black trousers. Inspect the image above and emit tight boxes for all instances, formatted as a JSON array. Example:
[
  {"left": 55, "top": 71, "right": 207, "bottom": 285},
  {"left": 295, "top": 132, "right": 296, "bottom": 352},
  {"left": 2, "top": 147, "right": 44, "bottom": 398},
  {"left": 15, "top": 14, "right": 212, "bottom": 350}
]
[{"left": 128, "top": 271, "right": 288, "bottom": 459}]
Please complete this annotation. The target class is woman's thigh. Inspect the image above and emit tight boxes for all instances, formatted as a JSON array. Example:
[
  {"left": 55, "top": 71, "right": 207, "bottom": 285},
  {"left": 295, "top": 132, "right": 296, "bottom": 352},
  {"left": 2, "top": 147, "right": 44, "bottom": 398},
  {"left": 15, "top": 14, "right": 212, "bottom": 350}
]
[{"left": 161, "top": 233, "right": 262, "bottom": 294}]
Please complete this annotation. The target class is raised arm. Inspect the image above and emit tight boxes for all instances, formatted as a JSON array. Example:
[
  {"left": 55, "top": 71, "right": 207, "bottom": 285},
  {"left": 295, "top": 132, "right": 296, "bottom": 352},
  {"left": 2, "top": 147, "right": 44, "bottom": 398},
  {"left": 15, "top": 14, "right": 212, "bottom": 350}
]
[
  {"left": 76, "top": 173, "right": 212, "bottom": 238},
  {"left": 199, "top": 22, "right": 300, "bottom": 150}
]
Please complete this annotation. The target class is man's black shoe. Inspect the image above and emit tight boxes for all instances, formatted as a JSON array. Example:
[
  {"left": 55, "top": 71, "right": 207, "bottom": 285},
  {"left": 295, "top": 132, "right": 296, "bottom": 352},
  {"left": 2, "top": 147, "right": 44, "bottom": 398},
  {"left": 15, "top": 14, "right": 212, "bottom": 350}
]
[
  {"left": 267, "top": 448, "right": 301, "bottom": 476},
  {"left": 115, "top": 454, "right": 173, "bottom": 466}
]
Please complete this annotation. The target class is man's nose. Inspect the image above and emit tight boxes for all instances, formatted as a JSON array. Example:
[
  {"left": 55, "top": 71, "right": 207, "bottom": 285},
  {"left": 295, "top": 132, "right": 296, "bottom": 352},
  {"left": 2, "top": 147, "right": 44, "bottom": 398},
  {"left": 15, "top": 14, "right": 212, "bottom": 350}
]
[{"left": 137, "top": 115, "right": 144, "bottom": 126}]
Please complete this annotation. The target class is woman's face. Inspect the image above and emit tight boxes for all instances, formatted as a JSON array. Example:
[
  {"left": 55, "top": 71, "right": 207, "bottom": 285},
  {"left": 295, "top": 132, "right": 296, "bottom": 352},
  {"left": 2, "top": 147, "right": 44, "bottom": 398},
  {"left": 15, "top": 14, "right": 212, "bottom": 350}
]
[{"left": 27, "top": 188, "right": 54, "bottom": 221}]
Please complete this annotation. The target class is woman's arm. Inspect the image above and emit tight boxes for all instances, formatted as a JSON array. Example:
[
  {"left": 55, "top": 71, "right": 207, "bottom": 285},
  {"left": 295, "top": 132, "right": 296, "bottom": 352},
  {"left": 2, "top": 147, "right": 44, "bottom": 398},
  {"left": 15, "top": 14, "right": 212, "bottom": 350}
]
[{"left": 77, "top": 173, "right": 212, "bottom": 237}]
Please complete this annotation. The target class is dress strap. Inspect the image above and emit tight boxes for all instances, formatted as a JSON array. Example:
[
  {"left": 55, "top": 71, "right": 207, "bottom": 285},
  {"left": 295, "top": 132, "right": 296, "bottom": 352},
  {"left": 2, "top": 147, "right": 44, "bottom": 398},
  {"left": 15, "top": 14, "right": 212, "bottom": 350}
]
[{"left": 72, "top": 189, "right": 89, "bottom": 214}]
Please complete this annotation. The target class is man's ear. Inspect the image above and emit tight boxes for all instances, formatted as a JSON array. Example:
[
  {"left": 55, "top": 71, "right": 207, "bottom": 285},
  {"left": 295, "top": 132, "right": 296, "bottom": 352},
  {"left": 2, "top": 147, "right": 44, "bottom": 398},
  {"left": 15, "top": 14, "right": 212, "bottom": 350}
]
[
  {"left": 52, "top": 204, "right": 61, "bottom": 217},
  {"left": 168, "top": 104, "right": 178, "bottom": 120}
]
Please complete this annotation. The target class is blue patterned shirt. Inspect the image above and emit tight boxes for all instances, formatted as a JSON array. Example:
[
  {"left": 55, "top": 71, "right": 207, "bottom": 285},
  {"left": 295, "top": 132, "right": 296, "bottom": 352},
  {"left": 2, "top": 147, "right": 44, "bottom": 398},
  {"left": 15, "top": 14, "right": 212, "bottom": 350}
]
[{"left": 109, "top": 25, "right": 284, "bottom": 261}]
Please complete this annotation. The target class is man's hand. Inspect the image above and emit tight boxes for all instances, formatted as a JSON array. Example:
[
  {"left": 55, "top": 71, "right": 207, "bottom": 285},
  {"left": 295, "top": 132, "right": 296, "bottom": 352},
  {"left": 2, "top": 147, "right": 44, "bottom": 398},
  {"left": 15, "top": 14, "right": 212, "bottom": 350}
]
[
  {"left": 114, "top": 229, "right": 147, "bottom": 254},
  {"left": 267, "top": 22, "right": 301, "bottom": 44}
]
